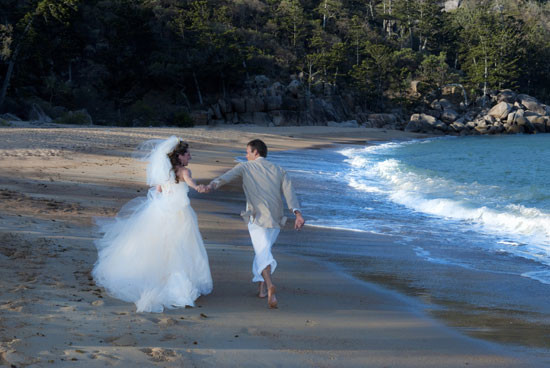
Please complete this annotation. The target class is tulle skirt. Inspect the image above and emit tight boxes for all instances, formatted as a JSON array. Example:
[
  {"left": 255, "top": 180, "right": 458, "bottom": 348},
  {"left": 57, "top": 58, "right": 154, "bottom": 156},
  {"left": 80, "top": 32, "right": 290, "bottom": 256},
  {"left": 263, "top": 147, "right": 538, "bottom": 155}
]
[{"left": 92, "top": 186, "right": 213, "bottom": 313}]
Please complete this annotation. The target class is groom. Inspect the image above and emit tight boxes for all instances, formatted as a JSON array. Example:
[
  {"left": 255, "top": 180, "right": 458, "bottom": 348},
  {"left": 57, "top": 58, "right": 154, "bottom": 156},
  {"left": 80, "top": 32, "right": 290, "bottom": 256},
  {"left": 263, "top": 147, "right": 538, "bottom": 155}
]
[{"left": 204, "top": 139, "right": 305, "bottom": 308}]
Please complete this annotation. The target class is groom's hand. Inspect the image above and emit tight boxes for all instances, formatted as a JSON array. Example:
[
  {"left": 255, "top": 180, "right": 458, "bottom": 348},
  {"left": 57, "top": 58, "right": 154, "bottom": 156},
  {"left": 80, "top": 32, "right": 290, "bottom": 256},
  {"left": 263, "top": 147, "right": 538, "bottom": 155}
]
[{"left": 294, "top": 211, "right": 305, "bottom": 230}]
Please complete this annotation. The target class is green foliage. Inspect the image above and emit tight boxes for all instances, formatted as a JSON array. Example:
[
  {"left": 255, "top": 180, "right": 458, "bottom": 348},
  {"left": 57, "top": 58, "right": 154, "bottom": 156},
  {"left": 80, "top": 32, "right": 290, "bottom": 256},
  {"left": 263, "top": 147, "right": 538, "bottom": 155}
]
[
  {"left": 0, "top": 24, "right": 13, "bottom": 60},
  {"left": 172, "top": 111, "right": 194, "bottom": 128},
  {"left": 1, "top": 0, "right": 550, "bottom": 121},
  {"left": 453, "top": 4, "right": 526, "bottom": 96},
  {"left": 350, "top": 41, "right": 394, "bottom": 105},
  {"left": 54, "top": 110, "right": 91, "bottom": 125},
  {"left": 419, "top": 52, "right": 457, "bottom": 91},
  {"left": 275, "top": 0, "right": 306, "bottom": 50}
]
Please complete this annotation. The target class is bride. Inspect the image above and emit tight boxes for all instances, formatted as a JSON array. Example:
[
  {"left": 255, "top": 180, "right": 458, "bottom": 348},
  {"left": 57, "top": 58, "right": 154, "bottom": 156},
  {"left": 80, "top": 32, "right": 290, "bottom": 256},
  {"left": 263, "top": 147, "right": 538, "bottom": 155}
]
[{"left": 92, "top": 136, "right": 213, "bottom": 313}]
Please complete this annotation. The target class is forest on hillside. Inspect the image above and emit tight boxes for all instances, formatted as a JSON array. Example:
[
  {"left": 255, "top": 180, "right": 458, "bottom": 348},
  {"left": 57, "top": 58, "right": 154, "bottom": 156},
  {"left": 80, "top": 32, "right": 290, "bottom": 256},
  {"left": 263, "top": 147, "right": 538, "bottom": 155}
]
[{"left": 1, "top": 0, "right": 550, "bottom": 125}]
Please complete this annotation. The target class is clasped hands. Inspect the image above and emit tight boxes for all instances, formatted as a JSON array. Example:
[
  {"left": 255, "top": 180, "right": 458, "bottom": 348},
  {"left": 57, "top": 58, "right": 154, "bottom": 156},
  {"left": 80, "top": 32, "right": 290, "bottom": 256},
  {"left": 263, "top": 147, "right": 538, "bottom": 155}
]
[{"left": 196, "top": 184, "right": 213, "bottom": 194}]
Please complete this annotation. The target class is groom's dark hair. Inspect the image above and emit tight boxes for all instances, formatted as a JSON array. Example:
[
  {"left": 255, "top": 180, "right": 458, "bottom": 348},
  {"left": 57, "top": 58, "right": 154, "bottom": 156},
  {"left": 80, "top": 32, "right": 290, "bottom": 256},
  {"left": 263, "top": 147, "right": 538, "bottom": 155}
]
[{"left": 247, "top": 139, "right": 268, "bottom": 157}]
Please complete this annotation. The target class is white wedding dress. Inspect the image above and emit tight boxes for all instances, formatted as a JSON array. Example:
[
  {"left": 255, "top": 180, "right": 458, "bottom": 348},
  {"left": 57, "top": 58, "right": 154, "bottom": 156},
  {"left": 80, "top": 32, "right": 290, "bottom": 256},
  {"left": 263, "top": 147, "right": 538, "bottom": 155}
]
[{"left": 92, "top": 137, "right": 212, "bottom": 313}]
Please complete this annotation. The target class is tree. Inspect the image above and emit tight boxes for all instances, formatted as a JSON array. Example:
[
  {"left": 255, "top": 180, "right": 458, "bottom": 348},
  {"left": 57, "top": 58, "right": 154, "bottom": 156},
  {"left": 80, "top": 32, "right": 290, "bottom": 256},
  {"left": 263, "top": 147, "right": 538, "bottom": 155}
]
[
  {"left": 314, "top": 0, "right": 344, "bottom": 30},
  {"left": 276, "top": 0, "right": 305, "bottom": 52},
  {"left": 350, "top": 41, "right": 394, "bottom": 106},
  {"left": 348, "top": 15, "right": 369, "bottom": 66},
  {"left": 419, "top": 51, "right": 456, "bottom": 91},
  {"left": 0, "top": 0, "right": 79, "bottom": 110},
  {"left": 454, "top": 4, "right": 525, "bottom": 104}
]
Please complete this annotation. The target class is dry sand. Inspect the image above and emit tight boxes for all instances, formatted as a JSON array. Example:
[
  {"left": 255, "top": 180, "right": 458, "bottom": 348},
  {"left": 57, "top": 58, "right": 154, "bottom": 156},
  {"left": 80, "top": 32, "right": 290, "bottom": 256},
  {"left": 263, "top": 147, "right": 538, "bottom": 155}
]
[{"left": 0, "top": 123, "right": 546, "bottom": 367}]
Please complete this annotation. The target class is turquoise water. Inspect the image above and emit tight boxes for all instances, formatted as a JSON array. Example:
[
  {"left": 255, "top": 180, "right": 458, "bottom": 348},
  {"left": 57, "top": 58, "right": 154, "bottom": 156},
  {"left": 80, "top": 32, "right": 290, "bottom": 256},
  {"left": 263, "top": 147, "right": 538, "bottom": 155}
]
[{"left": 269, "top": 134, "right": 550, "bottom": 286}]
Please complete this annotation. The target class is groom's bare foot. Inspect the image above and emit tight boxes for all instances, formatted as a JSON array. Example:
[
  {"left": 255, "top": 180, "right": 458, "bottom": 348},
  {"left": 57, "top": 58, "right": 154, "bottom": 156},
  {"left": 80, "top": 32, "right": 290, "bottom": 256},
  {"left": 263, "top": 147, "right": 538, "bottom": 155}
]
[
  {"left": 267, "top": 285, "right": 278, "bottom": 309},
  {"left": 258, "top": 282, "right": 267, "bottom": 298}
]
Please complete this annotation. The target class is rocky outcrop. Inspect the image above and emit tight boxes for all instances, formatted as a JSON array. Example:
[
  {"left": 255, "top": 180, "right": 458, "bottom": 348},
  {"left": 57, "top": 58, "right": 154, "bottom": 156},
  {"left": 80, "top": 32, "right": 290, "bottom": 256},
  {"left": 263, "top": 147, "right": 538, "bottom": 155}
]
[
  {"left": 190, "top": 76, "right": 549, "bottom": 136},
  {"left": 196, "top": 75, "right": 357, "bottom": 126},
  {"left": 405, "top": 90, "right": 550, "bottom": 136}
]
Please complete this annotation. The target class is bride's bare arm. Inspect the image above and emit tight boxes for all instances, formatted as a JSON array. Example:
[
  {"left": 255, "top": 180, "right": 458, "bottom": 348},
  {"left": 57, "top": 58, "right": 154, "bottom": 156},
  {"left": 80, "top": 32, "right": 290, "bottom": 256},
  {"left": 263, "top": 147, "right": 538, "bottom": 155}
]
[{"left": 181, "top": 168, "right": 203, "bottom": 191}]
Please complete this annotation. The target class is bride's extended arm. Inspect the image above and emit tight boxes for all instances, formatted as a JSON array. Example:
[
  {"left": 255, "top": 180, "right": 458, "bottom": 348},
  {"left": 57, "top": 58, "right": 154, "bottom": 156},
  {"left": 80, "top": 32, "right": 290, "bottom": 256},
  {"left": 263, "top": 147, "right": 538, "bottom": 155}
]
[{"left": 181, "top": 168, "right": 203, "bottom": 192}]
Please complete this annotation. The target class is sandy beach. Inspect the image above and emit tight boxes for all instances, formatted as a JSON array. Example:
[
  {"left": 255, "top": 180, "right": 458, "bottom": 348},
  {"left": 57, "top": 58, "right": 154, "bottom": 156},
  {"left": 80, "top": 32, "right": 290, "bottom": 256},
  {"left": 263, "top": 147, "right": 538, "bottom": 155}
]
[{"left": 0, "top": 123, "right": 547, "bottom": 367}]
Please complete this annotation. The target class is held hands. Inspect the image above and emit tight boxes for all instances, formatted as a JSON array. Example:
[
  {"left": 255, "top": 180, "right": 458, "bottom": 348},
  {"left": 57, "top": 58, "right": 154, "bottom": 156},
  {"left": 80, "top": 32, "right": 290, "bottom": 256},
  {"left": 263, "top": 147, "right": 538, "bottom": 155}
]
[{"left": 196, "top": 184, "right": 213, "bottom": 194}]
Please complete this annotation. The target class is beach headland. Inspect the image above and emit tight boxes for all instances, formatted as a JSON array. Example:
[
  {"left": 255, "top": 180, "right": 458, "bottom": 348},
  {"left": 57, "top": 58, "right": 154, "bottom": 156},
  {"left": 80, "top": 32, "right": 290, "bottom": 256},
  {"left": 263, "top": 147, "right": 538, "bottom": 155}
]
[{"left": 0, "top": 124, "right": 546, "bottom": 367}]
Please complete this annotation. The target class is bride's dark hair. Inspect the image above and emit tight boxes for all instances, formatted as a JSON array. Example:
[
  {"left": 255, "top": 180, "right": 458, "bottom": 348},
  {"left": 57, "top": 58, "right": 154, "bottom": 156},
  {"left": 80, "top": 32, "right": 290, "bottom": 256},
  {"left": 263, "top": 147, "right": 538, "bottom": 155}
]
[{"left": 168, "top": 140, "right": 189, "bottom": 183}]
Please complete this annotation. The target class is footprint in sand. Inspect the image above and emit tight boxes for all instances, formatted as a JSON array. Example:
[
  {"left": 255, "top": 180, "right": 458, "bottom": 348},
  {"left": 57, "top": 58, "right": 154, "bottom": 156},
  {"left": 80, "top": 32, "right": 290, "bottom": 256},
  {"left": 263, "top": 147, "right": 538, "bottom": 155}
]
[
  {"left": 140, "top": 347, "right": 179, "bottom": 362},
  {"left": 0, "top": 301, "right": 24, "bottom": 313},
  {"left": 88, "top": 351, "right": 119, "bottom": 363}
]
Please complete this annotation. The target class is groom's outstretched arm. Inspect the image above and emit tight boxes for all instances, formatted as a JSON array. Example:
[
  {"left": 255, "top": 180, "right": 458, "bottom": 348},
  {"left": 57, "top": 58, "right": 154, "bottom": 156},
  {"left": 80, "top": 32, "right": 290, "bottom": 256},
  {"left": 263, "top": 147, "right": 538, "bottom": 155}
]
[{"left": 207, "top": 163, "right": 244, "bottom": 191}]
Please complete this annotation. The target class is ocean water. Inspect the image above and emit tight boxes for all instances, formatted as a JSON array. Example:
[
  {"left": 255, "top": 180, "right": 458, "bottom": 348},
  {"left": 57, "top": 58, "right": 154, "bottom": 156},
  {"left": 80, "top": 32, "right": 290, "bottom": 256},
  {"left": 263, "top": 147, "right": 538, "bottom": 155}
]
[{"left": 268, "top": 134, "right": 550, "bottom": 287}]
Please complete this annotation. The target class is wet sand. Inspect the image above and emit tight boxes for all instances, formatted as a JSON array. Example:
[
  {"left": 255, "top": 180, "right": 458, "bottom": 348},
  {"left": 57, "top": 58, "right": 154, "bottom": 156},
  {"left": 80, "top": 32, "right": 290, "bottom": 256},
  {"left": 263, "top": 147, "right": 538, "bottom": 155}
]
[{"left": 0, "top": 123, "right": 547, "bottom": 366}]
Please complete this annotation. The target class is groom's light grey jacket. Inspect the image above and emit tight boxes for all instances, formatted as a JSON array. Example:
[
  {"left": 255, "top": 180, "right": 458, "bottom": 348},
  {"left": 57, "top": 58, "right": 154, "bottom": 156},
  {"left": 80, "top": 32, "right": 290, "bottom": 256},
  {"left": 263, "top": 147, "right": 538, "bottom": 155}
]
[{"left": 209, "top": 157, "right": 300, "bottom": 229}]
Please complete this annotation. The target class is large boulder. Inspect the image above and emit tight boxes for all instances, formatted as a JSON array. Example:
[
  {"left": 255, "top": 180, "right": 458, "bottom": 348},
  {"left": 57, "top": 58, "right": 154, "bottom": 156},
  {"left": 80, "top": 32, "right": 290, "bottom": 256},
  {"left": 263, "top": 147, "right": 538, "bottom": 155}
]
[
  {"left": 231, "top": 98, "right": 246, "bottom": 113},
  {"left": 405, "top": 113, "right": 437, "bottom": 132},
  {"left": 254, "top": 75, "right": 270, "bottom": 88},
  {"left": 224, "top": 112, "right": 239, "bottom": 124},
  {"left": 239, "top": 112, "right": 272, "bottom": 126},
  {"left": 488, "top": 101, "right": 513, "bottom": 120},
  {"left": 450, "top": 121, "right": 466, "bottom": 132},
  {"left": 265, "top": 96, "right": 283, "bottom": 111},
  {"left": 366, "top": 113, "right": 397, "bottom": 128},
  {"left": 483, "top": 114, "right": 496, "bottom": 125},
  {"left": 430, "top": 99, "right": 454, "bottom": 111},
  {"left": 474, "top": 125, "right": 489, "bottom": 134},
  {"left": 267, "top": 82, "right": 284, "bottom": 97},
  {"left": 506, "top": 124, "right": 523, "bottom": 134},
  {"left": 281, "top": 96, "right": 300, "bottom": 111},
  {"left": 434, "top": 121, "right": 448, "bottom": 132},
  {"left": 245, "top": 97, "right": 265, "bottom": 112},
  {"left": 287, "top": 80, "right": 301, "bottom": 97},
  {"left": 218, "top": 99, "right": 231, "bottom": 114},
  {"left": 308, "top": 98, "right": 339, "bottom": 123},
  {"left": 269, "top": 110, "right": 300, "bottom": 126},
  {"left": 515, "top": 112, "right": 535, "bottom": 133},
  {"left": 527, "top": 115, "right": 546, "bottom": 133},
  {"left": 441, "top": 109, "right": 459, "bottom": 123},
  {"left": 489, "top": 122, "right": 504, "bottom": 134},
  {"left": 425, "top": 109, "right": 441, "bottom": 119},
  {"left": 518, "top": 94, "right": 547, "bottom": 115},
  {"left": 497, "top": 89, "right": 517, "bottom": 103},
  {"left": 514, "top": 109, "right": 527, "bottom": 126},
  {"left": 506, "top": 111, "right": 516, "bottom": 124}
]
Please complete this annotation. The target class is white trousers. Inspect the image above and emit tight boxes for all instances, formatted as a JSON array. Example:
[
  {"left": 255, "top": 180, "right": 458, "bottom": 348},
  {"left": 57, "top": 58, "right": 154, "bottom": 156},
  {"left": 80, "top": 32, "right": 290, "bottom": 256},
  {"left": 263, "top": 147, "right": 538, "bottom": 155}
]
[{"left": 247, "top": 222, "right": 280, "bottom": 282}]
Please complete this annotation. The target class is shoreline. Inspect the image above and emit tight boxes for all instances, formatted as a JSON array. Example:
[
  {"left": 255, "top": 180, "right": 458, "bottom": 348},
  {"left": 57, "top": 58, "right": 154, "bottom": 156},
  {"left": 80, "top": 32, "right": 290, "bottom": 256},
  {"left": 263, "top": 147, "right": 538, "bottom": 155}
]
[{"left": 0, "top": 124, "right": 547, "bottom": 366}]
